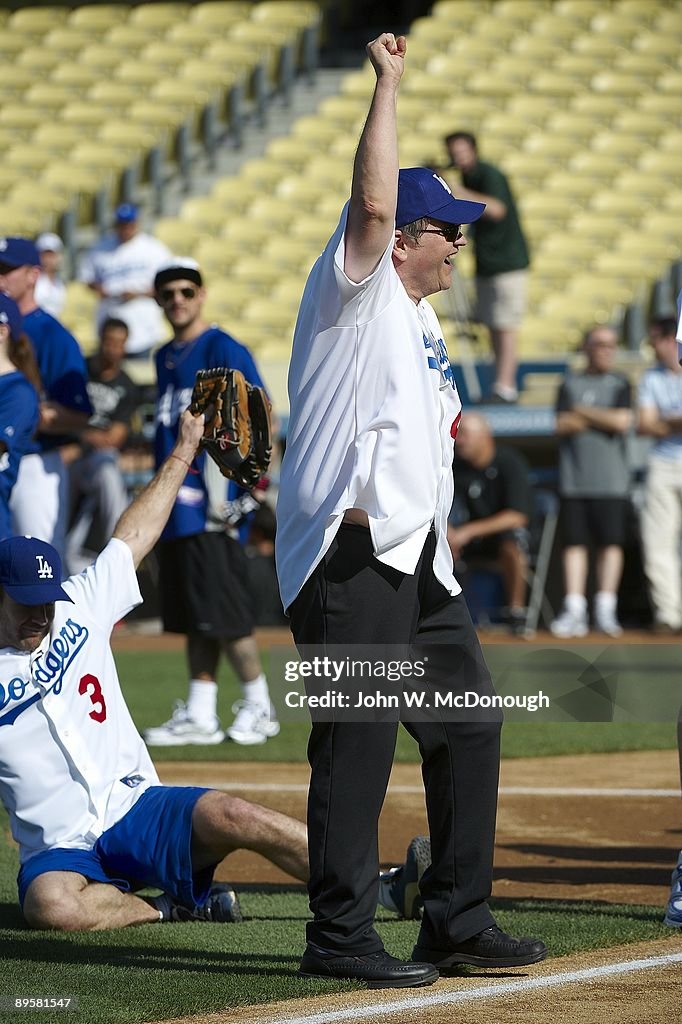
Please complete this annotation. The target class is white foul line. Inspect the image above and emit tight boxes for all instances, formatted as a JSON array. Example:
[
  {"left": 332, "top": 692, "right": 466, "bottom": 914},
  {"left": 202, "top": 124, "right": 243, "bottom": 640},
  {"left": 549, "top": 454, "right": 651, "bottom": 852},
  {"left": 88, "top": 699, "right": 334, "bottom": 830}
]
[
  {"left": 267, "top": 951, "right": 682, "bottom": 1024},
  {"left": 167, "top": 780, "right": 681, "bottom": 798}
]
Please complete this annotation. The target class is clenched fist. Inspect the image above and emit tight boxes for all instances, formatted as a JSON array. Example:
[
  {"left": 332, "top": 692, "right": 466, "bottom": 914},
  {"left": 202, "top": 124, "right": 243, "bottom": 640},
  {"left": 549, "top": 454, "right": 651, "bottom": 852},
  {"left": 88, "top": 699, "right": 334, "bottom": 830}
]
[{"left": 366, "top": 32, "right": 407, "bottom": 83}]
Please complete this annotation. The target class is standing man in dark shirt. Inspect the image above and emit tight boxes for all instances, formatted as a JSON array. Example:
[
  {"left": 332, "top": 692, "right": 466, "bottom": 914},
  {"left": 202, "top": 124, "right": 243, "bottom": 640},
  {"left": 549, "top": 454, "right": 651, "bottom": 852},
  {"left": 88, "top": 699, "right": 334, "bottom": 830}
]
[
  {"left": 64, "top": 317, "right": 138, "bottom": 573},
  {"left": 448, "top": 413, "right": 533, "bottom": 634},
  {"left": 551, "top": 325, "right": 632, "bottom": 638},
  {"left": 0, "top": 236, "right": 91, "bottom": 557},
  {"left": 444, "top": 132, "right": 530, "bottom": 405}
]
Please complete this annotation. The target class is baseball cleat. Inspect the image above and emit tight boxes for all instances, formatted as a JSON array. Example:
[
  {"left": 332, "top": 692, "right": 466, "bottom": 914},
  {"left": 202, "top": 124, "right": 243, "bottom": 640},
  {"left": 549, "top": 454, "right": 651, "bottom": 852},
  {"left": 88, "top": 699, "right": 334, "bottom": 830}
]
[
  {"left": 143, "top": 701, "right": 225, "bottom": 746},
  {"left": 379, "top": 835, "right": 431, "bottom": 920},
  {"left": 154, "top": 883, "right": 243, "bottom": 923},
  {"left": 225, "top": 699, "right": 280, "bottom": 745}
]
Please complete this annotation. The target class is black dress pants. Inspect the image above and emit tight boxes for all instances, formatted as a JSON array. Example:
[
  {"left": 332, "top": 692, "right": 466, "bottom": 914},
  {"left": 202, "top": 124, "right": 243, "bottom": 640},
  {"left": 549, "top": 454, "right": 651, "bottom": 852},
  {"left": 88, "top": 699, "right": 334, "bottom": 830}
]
[{"left": 289, "top": 525, "right": 502, "bottom": 954}]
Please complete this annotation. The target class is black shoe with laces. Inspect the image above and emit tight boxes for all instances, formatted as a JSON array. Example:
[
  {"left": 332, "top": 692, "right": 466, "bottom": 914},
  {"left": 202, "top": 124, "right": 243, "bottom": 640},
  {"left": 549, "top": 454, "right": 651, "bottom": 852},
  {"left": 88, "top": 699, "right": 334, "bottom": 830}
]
[
  {"left": 299, "top": 945, "right": 439, "bottom": 988},
  {"left": 413, "top": 925, "right": 547, "bottom": 970}
]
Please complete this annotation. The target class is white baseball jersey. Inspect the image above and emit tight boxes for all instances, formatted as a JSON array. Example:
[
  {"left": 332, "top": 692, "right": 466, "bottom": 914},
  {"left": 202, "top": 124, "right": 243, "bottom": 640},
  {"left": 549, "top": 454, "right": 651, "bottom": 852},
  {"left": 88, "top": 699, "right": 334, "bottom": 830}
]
[
  {"left": 276, "top": 205, "right": 462, "bottom": 610},
  {"left": 0, "top": 538, "right": 159, "bottom": 865},
  {"left": 79, "top": 232, "right": 171, "bottom": 355}
]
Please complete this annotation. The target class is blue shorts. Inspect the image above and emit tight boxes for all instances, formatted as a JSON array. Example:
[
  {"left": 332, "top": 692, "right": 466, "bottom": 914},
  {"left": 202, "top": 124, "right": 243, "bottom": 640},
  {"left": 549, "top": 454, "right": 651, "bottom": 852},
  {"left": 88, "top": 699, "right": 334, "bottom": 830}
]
[{"left": 18, "top": 786, "right": 213, "bottom": 909}]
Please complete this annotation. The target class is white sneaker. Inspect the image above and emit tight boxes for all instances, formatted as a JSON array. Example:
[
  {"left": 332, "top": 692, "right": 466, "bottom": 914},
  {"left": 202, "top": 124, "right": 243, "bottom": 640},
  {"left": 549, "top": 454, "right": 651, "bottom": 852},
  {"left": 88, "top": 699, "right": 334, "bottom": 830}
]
[
  {"left": 594, "top": 608, "right": 623, "bottom": 638},
  {"left": 225, "top": 699, "right": 280, "bottom": 745},
  {"left": 550, "top": 607, "right": 588, "bottom": 638},
  {"left": 143, "top": 701, "right": 225, "bottom": 746}
]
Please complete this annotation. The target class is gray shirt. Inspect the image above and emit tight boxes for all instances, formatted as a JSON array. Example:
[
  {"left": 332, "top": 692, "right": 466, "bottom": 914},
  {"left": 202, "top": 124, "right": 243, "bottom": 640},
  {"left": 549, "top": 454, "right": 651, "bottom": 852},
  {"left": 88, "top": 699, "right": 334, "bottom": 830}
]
[
  {"left": 556, "top": 371, "right": 632, "bottom": 497},
  {"left": 637, "top": 365, "right": 682, "bottom": 463}
]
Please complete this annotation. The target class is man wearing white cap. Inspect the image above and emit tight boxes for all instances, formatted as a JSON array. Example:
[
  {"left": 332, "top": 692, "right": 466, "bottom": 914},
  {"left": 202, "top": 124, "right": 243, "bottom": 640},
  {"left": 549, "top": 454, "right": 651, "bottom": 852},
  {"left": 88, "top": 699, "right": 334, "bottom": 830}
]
[
  {"left": 34, "top": 233, "right": 66, "bottom": 319},
  {"left": 79, "top": 204, "right": 171, "bottom": 358}
]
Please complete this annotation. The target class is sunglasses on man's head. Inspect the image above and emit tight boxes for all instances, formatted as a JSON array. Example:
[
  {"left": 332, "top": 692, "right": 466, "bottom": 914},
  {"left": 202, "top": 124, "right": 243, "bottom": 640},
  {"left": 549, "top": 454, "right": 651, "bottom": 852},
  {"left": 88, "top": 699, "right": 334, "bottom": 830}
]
[
  {"left": 422, "top": 224, "right": 463, "bottom": 243},
  {"left": 159, "top": 286, "right": 197, "bottom": 302}
]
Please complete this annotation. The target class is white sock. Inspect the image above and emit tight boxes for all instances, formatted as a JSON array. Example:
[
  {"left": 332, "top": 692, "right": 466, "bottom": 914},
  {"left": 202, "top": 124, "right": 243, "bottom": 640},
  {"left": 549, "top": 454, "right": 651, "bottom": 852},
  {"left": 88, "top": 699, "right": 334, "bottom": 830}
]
[
  {"left": 594, "top": 591, "right": 617, "bottom": 614},
  {"left": 186, "top": 679, "right": 218, "bottom": 725},
  {"left": 565, "top": 593, "right": 587, "bottom": 616},
  {"left": 241, "top": 673, "right": 269, "bottom": 707}
]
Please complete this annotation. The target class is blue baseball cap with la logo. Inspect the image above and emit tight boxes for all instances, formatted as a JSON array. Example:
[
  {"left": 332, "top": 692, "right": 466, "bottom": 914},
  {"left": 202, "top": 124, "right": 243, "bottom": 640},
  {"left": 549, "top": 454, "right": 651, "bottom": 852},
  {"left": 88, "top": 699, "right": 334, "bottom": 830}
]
[
  {"left": 396, "top": 167, "right": 486, "bottom": 229},
  {"left": 0, "top": 536, "right": 72, "bottom": 604}
]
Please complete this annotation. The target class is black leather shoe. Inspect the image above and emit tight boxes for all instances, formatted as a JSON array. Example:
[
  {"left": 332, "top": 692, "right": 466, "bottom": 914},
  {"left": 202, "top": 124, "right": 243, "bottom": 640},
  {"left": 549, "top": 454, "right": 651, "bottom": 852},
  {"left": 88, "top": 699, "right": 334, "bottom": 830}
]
[
  {"left": 299, "top": 946, "right": 439, "bottom": 988},
  {"left": 413, "top": 925, "right": 547, "bottom": 970}
]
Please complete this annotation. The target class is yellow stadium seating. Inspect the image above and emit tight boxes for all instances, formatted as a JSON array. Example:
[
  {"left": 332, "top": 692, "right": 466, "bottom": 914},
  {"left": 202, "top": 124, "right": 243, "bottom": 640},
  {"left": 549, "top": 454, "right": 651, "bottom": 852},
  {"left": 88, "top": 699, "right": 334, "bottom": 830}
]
[
  {"left": 24, "top": 84, "right": 78, "bottom": 111},
  {"left": 103, "top": 25, "right": 149, "bottom": 52},
  {"left": 9, "top": 6, "right": 70, "bottom": 31},
  {"left": 430, "top": 1, "right": 484, "bottom": 25},
  {"left": 234, "top": 158, "right": 286, "bottom": 191},
  {"left": 0, "top": 32, "right": 37, "bottom": 56},
  {"left": 50, "top": 65, "right": 101, "bottom": 89},
  {"left": 190, "top": 2, "right": 253, "bottom": 27},
  {"left": 0, "top": 67, "right": 36, "bottom": 97},
  {"left": 153, "top": 218, "right": 203, "bottom": 255},
  {"left": 569, "top": 94, "right": 624, "bottom": 121},
  {"left": 553, "top": 0, "right": 602, "bottom": 20},
  {"left": 179, "top": 197, "right": 225, "bottom": 235},
  {"left": 17, "top": 46, "right": 63, "bottom": 72},
  {"left": 129, "top": 3, "right": 191, "bottom": 29},
  {"left": 210, "top": 178, "right": 260, "bottom": 213},
  {"left": 68, "top": 5, "right": 129, "bottom": 30},
  {"left": 589, "top": 12, "right": 643, "bottom": 41},
  {"left": 44, "top": 26, "right": 102, "bottom": 55},
  {"left": 79, "top": 44, "right": 129, "bottom": 70},
  {"left": 633, "top": 33, "right": 680, "bottom": 58}
]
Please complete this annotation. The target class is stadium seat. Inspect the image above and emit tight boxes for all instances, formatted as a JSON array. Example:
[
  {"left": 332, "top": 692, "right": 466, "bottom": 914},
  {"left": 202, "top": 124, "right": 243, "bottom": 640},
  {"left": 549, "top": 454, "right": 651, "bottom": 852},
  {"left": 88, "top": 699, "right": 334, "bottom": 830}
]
[
  {"left": 68, "top": 6, "right": 129, "bottom": 30},
  {"left": 528, "top": 72, "right": 579, "bottom": 97},
  {"left": 591, "top": 133, "right": 647, "bottom": 163},
  {"left": 657, "top": 71, "right": 682, "bottom": 94},
  {"left": 505, "top": 95, "right": 556, "bottom": 125},
  {"left": 265, "top": 137, "right": 315, "bottom": 172},
  {"left": 79, "top": 43, "right": 129, "bottom": 70},
  {"left": 32, "top": 123, "right": 86, "bottom": 154},
  {"left": 219, "top": 221, "right": 274, "bottom": 255},
  {"left": 25, "top": 84, "right": 78, "bottom": 112},
  {"left": 209, "top": 178, "right": 259, "bottom": 214},
  {"left": 234, "top": 158, "right": 286, "bottom": 191},
  {"left": 569, "top": 152, "right": 623, "bottom": 180},
  {"left": 0, "top": 204, "right": 47, "bottom": 235},
  {"left": 9, "top": 6, "right": 70, "bottom": 31},
  {"left": 615, "top": 52, "right": 670, "bottom": 78},
  {"left": 431, "top": 0, "right": 485, "bottom": 24},
  {"left": 88, "top": 81, "right": 142, "bottom": 109},
  {"left": 531, "top": 13, "right": 581, "bottom": 40},
  {"left": 545, "top": 112, "right": 596, "bottom": 142},
  {"left": 637, "top": 152, "right": 682, "bottom": 177},
  {"left": 5, "top": 145, "right": 52, "bottom": 175},
  {"left": 567, "top": 211, "right": 624, "bottom": 243},
  {"left": 591, "top": 72, "right": 649, "bottom": 97},
  {"left": 571, "top": 34, "right": 625, "bottom": 58},
  {"left": 129, "top": 3, "right": 190, "bottom": 29},
  {"left": 569, "top": 94, "right": 624, "bottom": 121},
  {"left": 276, "top": 176, "right": 329, "bottom": 205},
  {"left": 612, "top": 111, "right": 668, "bottom": 140},
  {"left": 179, "top": 197, "right": 225, "bottom": 235},
  {"left": 103, "top": 24, "right": 150, "bottom": 52},
  {"left": 51, "top": 65, "right": 101, "bottom": 89},
  {"left": 0, "top": 32, "right": 37, "bottom": 56},
  {"left": 44, "top": 26, "right": 101, "bottom": 56},
  {"left": 190, "top": 2, "right": 252, "bottom": 26},
  {"left": 523, "top": 135, "right": 577, "bottom": 160},
  {"left": 589, "top": 192, "right": 644, "bottom": 220},
  {"left": 153, "top": 218, "right": 203, "bottom": 255},
  {"left": 612, "top": 172, "right": 667, "bottom": 200},
  {"left": 554, "top": 53, "right": 602, "bottom": 80},
  {"left": 636, "top": 94, "right": 681, "bottom": 117},
  {"left": 16, "top": 46, "right": 63, "bottom": 73},
  {"left": 61, "top": 102, "right": 113, "bottom": 128},
  {"left": 0, "top": 67, "right": 36, "bottom": 97},
  {"left": 634, "top": 34, "right": 680, "bottom": 59},
  {"left": 115, "top": 61, "right": 166, "bottom": 87},
  {"left": 589, "top": 12, "right": 642, "bottom": 41},
  {"left": 0, "top": 107, "right": 50, "bottom": 135},
  {"left": 252, "top": 2, "right": 321, "bottom": 30},
  {"left": 614, "top": 0, "right": 665, "bottom": 23},
  {"left": 653, "top": 10, "right": 682, "bottom": 33},
  {"left": 553, "top": 0, "right": 602, "bottom": 20}
]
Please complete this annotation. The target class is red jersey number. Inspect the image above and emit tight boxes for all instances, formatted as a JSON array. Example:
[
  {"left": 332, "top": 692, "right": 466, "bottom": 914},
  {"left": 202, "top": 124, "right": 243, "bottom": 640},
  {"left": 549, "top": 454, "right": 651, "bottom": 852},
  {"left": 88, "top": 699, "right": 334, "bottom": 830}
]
[{"left": 78, "top": 674, "right": 107, "bottom": 723}]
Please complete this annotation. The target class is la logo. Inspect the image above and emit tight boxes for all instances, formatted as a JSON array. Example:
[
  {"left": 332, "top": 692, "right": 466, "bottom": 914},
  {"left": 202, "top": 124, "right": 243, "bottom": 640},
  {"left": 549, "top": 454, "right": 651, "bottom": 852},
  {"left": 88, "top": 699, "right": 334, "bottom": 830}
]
[{"left": 36, "top": 555, "right": 53, "bottom": 579}]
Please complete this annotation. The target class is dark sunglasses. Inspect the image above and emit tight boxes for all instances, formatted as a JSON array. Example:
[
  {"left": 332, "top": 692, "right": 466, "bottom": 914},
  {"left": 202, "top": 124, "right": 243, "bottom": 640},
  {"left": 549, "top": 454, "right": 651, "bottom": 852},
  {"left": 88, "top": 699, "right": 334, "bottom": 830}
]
[
  {"left": 159, "top": 286, "right": 197, "bottom": 302},
  {"left": 422, "top": 224, "right": 463, "bottom": 243}
]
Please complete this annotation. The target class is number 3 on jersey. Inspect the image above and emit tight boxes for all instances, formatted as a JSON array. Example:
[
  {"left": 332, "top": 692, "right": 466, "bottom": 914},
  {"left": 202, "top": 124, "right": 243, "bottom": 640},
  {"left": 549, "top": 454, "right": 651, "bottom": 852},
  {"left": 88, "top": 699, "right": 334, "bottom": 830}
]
[{"left": 78, "top": 673, "right": 107, "bottom": 723}]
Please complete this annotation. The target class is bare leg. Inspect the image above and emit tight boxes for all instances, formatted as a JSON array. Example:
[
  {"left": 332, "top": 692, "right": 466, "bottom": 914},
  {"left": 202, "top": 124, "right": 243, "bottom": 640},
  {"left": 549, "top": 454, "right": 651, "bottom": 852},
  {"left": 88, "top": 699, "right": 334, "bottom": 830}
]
[
  {"left": 491, "top": 328, "right": 518, "bottom": 394},
  {"left": 187, "top": 633, "right": 220, "bottom": 682},
  {"left": 498, "top": 537, "right": 527, "bottom": 608},
  {"left": 595, "top": 545, "right": 623, "bottom": 595},
  {"left": 563, "top": 545, "right": 588, "bottom": 596},
  {"left": 222, "top": 634, "right": 263, "bottom": 684},
  {"left": 23, "top": 872, "right": 159, "bottom": 932},
  {"left": 191, "top": 791, "right": 309, "bottom": 882}
]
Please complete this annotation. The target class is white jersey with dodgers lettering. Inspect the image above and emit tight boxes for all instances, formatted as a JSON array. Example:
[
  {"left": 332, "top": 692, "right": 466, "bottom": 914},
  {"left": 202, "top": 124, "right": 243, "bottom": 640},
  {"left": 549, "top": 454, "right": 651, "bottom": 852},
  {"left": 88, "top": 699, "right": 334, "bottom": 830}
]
[{"left": 0, "top": 538, "right": 159, "bottom": 864}]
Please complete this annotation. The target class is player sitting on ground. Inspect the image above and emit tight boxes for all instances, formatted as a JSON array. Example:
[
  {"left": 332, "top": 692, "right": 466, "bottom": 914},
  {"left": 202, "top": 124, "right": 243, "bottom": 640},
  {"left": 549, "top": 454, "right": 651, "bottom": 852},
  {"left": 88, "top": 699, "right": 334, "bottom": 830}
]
[{"left": 0, "top": 407, "right": 428, "bottom": 931}]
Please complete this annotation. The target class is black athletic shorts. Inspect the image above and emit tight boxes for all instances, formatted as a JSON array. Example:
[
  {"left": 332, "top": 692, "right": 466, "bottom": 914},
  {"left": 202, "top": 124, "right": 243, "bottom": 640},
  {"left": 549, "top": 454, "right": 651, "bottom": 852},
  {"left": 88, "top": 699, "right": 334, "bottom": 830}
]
[
  {"left": 559, "top": 497, "right": 629, "bottom": 548},
  {"left": 158, "top": 532, "right": 254, "bottom": 639}
]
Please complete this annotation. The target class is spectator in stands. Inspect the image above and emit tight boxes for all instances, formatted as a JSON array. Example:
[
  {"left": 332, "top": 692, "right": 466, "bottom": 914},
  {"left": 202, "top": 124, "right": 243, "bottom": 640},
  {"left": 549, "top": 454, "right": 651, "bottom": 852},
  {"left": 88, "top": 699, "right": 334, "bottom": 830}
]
[
  {"left": 0, "top": 294, "right": 40, "bottom": 540},
  {"left": 637, "top": 316, "right": 682, "bottom": 634},
  {"left": 246, "top": 503, "right": 287, "bottom": 627},
  {"left": 79, "top": 203, "right": 171, "bottom": 359},
  {"left": 443, "top": 131, "right": 530, "bottom": 404},
  {"left": 0, "top": 236, "right": 91, "bottom": 557},
  {"left": 64, "top": 317, "right": 138, "bottom": 575},
  {"left": 448, "top": 412, "right": 533, "bottom": 635},
  {"left": 34, "top": 232, "right": 66, "bottom": 319},
  {"left": 551, "top": 325, "right": 633, "bottom": 638},
  {"left": 144, "top": 258, "right": 280, "bottom": 748}
]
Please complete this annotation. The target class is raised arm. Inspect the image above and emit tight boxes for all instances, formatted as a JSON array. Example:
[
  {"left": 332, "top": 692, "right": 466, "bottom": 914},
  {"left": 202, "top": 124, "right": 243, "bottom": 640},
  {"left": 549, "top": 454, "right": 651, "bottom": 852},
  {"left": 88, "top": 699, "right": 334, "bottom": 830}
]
[
  {"left": 344, "top": 32, "right": 406, "bottom": 283},
  {"left": 113, "top": 409, "right": 204, "bottom": 569}
]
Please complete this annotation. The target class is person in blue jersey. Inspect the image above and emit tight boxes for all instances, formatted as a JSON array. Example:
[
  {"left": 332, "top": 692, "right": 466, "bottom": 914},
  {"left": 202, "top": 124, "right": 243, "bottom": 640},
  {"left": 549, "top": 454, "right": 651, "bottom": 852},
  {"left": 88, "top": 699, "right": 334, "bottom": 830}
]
[
  {"left": 144, "top": 259, "right": 279, "bottom": 748},
  {"left": 0, "top": 294, "right": 40, "bottom": 540},
  {"left": 0, "top": 237, "right": 91, "bottom": 557}
]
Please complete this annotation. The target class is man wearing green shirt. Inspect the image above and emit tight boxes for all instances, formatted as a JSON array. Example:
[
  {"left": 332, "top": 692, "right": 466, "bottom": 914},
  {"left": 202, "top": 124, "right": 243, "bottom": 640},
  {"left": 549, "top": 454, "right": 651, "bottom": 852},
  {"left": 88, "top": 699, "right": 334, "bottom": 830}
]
[{"left": 445, "top": 132, "right": 530, "bottom": 404}]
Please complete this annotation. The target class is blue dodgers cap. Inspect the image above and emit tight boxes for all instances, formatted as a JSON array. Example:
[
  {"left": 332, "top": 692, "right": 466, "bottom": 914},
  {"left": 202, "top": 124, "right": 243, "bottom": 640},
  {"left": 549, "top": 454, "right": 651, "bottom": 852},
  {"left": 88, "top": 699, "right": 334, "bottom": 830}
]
[
  {"left": 0, "top": 237, "right": 40, "bottom": 270},
  {"left": 0, "top": 294, "right": 23, "bottom": 340},
  {"left": 396, "top": 168, "right": 485, "bottom": 229},
  {"left": 115, "top": 203, "right": 139, "bottom": 223},
  {"left": 0, "top": 537, "right": 72, "bottom": 605}
]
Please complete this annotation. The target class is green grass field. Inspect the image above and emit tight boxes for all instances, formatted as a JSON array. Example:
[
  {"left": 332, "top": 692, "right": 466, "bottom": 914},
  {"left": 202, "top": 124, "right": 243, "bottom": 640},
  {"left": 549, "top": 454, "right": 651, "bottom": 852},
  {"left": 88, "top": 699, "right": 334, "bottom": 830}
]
[
  {"left": 115, "top": 649, "right": 678, "bottom": 763},
  {"left": 0, "top": 646, "right": 678, "bottom": 1023}
]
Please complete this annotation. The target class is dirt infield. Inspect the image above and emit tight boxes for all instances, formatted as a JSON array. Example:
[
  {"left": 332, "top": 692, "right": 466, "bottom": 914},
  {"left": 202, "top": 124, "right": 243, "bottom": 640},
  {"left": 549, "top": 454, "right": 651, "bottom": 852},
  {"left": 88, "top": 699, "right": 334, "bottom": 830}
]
[
  {"left": 157, "top": 750, "right": 681, "bottom": 907},
  {"left": 154, "top": 750, "right": 682, "bottom": 1024}
]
